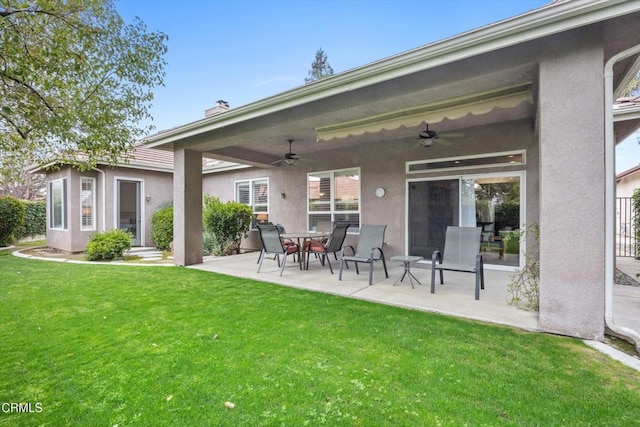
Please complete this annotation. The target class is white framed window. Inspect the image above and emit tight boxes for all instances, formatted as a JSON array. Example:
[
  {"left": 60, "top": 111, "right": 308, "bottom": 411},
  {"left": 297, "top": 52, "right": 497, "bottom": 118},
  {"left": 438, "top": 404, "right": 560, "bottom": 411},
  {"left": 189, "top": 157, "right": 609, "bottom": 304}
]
[
  {"left": 80, "top": 177, "right": 96, "bottom": 231},
  {"left": 307, "top": 168, "right": 360, "bottom": 232},
  {"left": 406, "top": 150, "right": 525, "bottom": 174},
  {"left": 49, "top": 178, "right": 67, "bottom": 230},
  {"left": 235, "top": 178, "right": 269, "bottom": 225}
]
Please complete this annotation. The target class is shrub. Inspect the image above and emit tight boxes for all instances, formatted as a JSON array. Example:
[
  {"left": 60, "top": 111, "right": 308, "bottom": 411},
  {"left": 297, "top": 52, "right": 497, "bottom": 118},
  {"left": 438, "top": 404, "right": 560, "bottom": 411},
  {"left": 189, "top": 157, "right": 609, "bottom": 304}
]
[
  {"left": 0, "top": 196, "right": 26, "bottom": 246},
  {"left": 506, "top": 223, "right": 540, "bottom": 311},
  {"left": 151, "top": 204, "right": 173, "bottom": 251},
  {"left": 14, "top": 200, "right": 46, "bottom": 240},
  {"left": 203, "top": 230, "right": 221, "bottom": 256},
  {"left": 86, "top": 229, "right": 132, "bottom": 261},
  {"left": 202, "top": 196, "right": 253, "bottom": 255}
]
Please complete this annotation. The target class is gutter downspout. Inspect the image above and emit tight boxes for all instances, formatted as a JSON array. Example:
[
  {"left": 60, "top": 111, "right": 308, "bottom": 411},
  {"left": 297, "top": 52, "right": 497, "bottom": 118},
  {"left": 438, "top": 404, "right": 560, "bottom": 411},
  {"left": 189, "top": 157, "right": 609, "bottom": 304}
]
[
  {"left": 604, "top": 44, "right": 640, "bottom": 352},
  {"left": 93, "top": 168, "right": 106, "bottom": 232}
]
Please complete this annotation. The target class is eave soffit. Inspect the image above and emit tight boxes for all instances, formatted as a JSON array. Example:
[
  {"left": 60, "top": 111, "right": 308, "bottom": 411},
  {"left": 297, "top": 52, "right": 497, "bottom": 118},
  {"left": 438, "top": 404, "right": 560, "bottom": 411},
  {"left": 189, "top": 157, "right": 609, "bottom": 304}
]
[{"left": 315, "top": 83, "right": 533, "bottom": 142}]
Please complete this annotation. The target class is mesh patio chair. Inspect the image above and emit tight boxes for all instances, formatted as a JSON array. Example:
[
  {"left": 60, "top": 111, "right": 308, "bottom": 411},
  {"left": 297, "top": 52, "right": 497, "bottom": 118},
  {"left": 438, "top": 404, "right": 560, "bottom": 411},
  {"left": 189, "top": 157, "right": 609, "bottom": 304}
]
[
  {"left": 256, "top": 222, "right": 296, "bottom": 265},
  {"left": 256, "top": 224, "right": 301, "bottom": 276},
  {"left": 305, "top": 223, "right": 351, "bottom": 273},
  {"left": 431, "top": 226, "right": 485, "bottom": 300},
  {"left": 338, "top": 224, "right": 388, "bottom": 286}
]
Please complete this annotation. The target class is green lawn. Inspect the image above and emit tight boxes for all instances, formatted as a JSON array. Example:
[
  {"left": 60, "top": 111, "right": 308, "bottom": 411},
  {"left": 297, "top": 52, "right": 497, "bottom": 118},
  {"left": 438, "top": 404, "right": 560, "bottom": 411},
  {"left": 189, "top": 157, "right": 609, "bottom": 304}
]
[{"left": 1, "top": 249, "right": 639, "bottom": 426}]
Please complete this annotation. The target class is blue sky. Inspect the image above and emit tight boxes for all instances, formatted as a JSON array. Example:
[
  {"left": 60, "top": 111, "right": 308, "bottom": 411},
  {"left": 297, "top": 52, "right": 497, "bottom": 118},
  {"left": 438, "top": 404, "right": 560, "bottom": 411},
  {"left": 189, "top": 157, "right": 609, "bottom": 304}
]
[{"left": 115, "top": 0, "right": 640, "bottom": 173}]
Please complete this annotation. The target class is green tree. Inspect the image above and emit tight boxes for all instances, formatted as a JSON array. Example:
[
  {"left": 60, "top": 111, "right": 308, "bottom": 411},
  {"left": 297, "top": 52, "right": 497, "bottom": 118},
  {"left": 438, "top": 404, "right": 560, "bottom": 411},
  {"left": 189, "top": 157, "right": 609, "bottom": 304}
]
[
  {"left": 0, "top": 0, "right": 168, "bottom": 170},
  {"left": 0, "top": 150, "right": 45, "bottom": 200},
  {"left": 304, "top": 48, "right": 334, "bottom": 83}
]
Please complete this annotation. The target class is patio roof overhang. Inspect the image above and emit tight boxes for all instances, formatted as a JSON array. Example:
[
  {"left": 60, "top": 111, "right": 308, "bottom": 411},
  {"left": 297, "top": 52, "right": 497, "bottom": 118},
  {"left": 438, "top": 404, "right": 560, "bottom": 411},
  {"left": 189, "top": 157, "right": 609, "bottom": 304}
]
[{"left": 144, "top": 0, "right": 640, "bottom": 168}]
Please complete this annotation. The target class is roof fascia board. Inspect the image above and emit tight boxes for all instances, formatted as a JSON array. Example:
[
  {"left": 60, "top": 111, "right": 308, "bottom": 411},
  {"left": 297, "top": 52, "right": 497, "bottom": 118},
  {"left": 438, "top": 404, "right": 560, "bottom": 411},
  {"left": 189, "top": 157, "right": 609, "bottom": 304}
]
[
  {"left": 146, "top": 0, "right": 640, "bottom": 148},
  {"left": 105, "top": 161, "right": 173, "bottom": 173},
  {"left": 613, "top": 105, "right": 640, "bottom": 122}
]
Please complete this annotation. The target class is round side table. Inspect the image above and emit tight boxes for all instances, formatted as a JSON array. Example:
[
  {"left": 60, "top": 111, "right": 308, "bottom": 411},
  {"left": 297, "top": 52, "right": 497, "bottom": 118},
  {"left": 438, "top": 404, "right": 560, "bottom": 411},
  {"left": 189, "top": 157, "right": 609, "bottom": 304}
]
[{"left": 390, "top": 255, "right": 423, "bottom": 288}]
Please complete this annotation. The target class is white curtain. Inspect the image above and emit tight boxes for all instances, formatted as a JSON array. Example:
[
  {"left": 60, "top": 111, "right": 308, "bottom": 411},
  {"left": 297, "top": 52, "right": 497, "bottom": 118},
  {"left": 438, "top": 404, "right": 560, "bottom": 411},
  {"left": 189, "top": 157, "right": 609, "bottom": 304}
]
[{"left": 460, "top": 178, "right": 477, "bottom": 227}]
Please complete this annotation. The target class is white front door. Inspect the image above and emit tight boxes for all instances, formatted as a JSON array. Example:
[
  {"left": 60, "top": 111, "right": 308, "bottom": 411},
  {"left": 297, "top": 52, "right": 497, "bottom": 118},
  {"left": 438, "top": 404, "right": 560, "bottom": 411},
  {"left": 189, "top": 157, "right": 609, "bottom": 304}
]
[{"left": 117, "top": 179, "right": 141, "bottom": 246}]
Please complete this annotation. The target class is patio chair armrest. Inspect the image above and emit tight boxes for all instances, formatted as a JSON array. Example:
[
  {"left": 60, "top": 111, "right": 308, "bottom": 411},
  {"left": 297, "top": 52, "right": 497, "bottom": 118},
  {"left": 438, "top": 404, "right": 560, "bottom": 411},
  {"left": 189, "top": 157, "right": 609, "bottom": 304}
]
[
  {"left": 341, "top": 245, "right": 355, "bottom": 257},
  {"left": 369, "top": 246, "right": 384, "bottom": 261},
  {"left": 431, "top": 250, "right": 442, "bottom": 265}
]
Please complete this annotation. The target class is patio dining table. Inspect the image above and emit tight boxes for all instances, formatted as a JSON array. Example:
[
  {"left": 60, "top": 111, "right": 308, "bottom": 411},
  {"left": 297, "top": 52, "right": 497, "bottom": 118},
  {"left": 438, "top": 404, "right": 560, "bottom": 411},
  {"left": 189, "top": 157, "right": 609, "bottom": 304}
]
[{"left": 281, "top": 231, "right": 328, "bottom": 270}]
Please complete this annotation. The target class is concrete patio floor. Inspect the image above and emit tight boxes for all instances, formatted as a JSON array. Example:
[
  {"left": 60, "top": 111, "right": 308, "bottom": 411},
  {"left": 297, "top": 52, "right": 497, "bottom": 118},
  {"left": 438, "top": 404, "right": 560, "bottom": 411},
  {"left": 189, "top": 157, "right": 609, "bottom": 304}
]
[
  {"left": 190, "top": 252, "right": 640, "bottom": 339},
  {"left": 189, "top": 252, "right": 541, "bottom": 332}
]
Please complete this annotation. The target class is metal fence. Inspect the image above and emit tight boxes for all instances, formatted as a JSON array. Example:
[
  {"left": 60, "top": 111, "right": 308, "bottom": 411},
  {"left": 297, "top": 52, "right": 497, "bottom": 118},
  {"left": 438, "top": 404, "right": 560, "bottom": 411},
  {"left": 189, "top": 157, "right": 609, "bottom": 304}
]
[{"left": 617, "top": 197, "right": 636, "bottom": 257}]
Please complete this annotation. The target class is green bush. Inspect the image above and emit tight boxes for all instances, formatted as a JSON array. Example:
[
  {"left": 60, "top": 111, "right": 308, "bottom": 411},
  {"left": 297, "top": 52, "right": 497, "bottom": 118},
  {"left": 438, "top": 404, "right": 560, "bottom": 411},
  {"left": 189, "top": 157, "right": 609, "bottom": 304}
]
[
  {"left": 151, "top": 204, "right": 173, "bottom": 251},
  {"left": 86, "top": 229, "right": 132, "bottom": 261},
  {"left": 0, "top": 196, "right": 26, "bottom": 246},
  {"left": 14, "top": 200, "right": 46, "bottom": 240},
  {"left": 202, "top": 196, "right": 253, "bottom": 255},
  {"left": 203, "top": 230, "right": 221, "bottom": 256}
]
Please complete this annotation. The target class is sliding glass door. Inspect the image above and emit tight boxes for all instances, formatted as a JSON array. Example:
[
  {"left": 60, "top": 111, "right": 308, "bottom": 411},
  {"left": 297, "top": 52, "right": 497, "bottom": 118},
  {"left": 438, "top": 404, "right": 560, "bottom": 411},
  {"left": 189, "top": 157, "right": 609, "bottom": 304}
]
[
  {"left": 408, "top": 179, "right": 459, "bottom": 259},
  {"left": 408, "top": 173, "right": 523, "bottom": 267}
]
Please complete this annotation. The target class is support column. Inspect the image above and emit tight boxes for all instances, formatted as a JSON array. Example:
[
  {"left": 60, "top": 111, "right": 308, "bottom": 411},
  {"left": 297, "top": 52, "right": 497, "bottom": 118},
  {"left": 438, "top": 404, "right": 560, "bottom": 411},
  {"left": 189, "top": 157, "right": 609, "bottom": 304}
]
[
  {"left": 537, "top": 31, "right": 605, "bottom": 340},
  {"left": 173, "top": 148, "right": 203, "bottom": 266}
]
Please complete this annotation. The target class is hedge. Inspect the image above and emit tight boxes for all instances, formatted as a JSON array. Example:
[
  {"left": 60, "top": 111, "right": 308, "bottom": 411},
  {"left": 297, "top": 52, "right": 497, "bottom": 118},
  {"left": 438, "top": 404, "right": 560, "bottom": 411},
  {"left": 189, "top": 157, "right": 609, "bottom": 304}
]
[
  {"left": 0, "top": 196, "right": 26, "bottom": 246},
  {"left": 14, "top": 200, "right": 46, "bottom": 240}
]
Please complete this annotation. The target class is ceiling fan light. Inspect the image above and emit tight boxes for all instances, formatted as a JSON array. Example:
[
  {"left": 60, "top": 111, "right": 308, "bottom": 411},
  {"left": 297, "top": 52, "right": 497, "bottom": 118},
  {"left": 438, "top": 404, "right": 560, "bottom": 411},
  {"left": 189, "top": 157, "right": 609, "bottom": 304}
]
[
  {"left": 284, "top": 158, "right": 297, "bottom": 166},
  {"left": 419, "top": 138, "right": 434, "bottom": 147}
]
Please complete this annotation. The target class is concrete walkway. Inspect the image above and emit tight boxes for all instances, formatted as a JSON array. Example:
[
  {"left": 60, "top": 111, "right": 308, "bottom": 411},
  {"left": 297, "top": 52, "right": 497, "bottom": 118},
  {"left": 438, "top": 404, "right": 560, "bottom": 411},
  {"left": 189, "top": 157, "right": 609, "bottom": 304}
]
[{"left": 613, "top": 258, "right": 640, "bottom": 334}]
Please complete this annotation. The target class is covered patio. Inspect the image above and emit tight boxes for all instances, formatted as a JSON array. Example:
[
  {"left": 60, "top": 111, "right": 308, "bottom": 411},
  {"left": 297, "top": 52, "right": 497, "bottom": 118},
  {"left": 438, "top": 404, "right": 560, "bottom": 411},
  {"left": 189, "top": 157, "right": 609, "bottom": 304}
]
[
  {"left": 145, "top": 1, "right": 640, "bottom": 343},
  {"left": 191, "top": 251, "right": 539, "bottom": 331}
]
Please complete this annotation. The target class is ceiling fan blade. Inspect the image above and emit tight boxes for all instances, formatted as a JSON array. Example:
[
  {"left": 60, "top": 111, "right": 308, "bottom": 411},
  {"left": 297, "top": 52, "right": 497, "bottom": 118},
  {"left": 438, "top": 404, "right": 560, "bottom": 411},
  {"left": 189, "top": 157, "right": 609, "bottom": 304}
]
[{"left": 439, "top": 132, "right": 465, "bottom": 138}]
